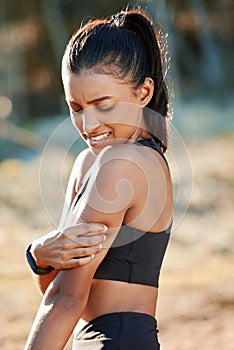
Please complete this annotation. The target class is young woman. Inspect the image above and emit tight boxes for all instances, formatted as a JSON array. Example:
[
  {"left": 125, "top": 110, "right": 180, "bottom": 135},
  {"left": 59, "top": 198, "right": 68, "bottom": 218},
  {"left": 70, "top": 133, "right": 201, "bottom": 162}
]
[{"left": 25, "top": 8, "right": 173, "bottom": 350}]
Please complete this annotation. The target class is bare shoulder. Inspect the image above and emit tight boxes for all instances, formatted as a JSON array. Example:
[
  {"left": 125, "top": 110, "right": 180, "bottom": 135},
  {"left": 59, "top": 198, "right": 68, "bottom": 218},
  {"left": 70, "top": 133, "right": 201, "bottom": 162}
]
[
  {"left": 76, "top": 143, "right": 172, "bottom": 232},
  {"left": 86, "top": 143, "right": 159, "bottom": 206},
  {"left": 93, "top": 143, "right": 166, "bottom": 177},
  {"left": 90, "top": 144, "right": 146, "bottom": 179},
  {"left": 95, "top": 143, "right": 147, "bottom": 166},
  {"left": 75, "top": 144, "right": 147, "bottom": 229}
]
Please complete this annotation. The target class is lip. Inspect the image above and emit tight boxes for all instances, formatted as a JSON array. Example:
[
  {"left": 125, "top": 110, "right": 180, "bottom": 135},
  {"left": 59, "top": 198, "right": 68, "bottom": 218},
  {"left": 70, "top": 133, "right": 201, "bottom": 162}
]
[{"left": 85, "top": 132, "right": 111, "bottom": 148}]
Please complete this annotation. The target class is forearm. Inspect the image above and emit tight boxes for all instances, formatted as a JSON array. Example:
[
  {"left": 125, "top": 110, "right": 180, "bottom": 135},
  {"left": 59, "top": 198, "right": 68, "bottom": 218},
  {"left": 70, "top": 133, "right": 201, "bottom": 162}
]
[
  {"left": 32, "top": 269, "right": 58, "bottom": 295},
  {"left": 25, "top": 280, "right": 86, "bottom": 350},
  {"left": 27, "top": 241, "right": 58, "bottom": 294}
]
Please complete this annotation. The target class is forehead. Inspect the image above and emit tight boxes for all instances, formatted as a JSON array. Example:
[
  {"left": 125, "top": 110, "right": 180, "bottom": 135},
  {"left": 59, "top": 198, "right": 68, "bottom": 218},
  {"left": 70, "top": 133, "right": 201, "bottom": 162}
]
[{"left": 62, "top": 69, "right": 133, "bottom": 101}]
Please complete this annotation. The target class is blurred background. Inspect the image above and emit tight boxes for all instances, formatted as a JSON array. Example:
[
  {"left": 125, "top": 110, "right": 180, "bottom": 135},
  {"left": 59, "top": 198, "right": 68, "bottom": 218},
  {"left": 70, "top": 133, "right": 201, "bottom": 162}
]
[{"left": 0, "top": 1, "right": 233, "bottom": 349}]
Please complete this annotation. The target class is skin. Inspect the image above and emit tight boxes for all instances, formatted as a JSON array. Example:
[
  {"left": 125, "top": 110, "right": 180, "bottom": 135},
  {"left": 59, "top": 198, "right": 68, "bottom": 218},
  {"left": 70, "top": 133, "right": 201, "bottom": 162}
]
[
  {"left": 30, "top": 148, "right": 108, "bottom": 294},
  {"left": 25, "top": 69, "right": 173, "bottom": 349}
]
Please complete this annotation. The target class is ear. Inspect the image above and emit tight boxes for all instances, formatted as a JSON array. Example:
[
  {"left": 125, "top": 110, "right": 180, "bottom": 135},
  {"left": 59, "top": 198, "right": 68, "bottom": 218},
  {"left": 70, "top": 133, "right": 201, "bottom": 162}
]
[{"left": 136, "top": 77, "right": 154, "bottom": 107}]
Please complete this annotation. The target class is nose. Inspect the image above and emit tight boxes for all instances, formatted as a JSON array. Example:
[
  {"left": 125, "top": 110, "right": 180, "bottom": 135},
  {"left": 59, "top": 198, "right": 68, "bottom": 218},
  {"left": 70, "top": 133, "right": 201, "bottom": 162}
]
[{"left": 82, "top": 109, "right": 101, "bottom": 134}]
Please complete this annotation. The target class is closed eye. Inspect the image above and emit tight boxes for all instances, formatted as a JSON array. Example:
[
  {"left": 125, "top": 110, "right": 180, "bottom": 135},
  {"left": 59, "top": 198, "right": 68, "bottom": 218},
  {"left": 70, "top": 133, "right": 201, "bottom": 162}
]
[{"left": 95, "top": 103, "right": 115, "bottom": 112}]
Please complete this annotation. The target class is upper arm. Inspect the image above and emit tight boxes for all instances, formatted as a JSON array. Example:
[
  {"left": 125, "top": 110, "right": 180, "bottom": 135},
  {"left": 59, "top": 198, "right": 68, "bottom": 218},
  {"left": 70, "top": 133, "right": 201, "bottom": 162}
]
[
  {"left": 50, "top": 146, "right": 146, "bottom": 303},
  {"left": 71, "top": 145, "right": 146, "bottom": 231},
  {"left": 59, "top": 148, "right": 94, "bottom": 229}
]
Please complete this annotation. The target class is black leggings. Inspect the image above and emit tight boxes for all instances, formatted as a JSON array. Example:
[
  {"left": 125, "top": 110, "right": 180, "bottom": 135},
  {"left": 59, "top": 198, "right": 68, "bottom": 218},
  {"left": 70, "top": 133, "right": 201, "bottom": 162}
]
[{"left": 72, "top": 312, "right": 160, "bottom": 349}]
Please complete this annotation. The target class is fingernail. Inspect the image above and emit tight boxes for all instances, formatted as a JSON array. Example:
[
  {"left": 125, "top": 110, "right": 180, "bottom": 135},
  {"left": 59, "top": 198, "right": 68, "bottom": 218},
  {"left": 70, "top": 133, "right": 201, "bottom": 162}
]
[
  {"left": 103, "top": 234, "right": 107, "bottom": 241},
  {"left": 103, "top": 225, "right": 108, "bottom": 232},
  {"left": 98, "top": 244, "right": 102, "bottom": 251}
]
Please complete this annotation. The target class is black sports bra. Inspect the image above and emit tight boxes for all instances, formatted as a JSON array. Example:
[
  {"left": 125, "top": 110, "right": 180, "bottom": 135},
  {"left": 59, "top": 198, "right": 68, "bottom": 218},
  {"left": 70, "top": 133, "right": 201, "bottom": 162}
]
[
  {"left": 94, "top": 224, "right": 170, "bottom": 287},
  {"left": 75, "top": 139, "right": 171, "bottom": 288}
]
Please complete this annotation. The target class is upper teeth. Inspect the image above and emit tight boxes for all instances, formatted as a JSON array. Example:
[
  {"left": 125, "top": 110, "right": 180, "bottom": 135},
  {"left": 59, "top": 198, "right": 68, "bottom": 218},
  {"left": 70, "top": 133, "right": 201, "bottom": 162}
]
[{"left": 91, "top": 133, "right": 109, "bottom": 141}]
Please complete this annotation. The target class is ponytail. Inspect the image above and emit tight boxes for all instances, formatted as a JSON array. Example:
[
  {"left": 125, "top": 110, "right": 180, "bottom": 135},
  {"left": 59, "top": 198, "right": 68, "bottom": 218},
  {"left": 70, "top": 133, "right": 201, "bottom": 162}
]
[{"left": 123, "top": 10, "right": 171, "bottom": 151}]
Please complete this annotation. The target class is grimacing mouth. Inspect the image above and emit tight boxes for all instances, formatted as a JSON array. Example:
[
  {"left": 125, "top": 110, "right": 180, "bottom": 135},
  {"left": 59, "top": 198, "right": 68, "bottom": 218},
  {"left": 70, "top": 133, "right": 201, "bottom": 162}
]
[{"left": 85, "top": 132, "right": 111, "bottom": 142}]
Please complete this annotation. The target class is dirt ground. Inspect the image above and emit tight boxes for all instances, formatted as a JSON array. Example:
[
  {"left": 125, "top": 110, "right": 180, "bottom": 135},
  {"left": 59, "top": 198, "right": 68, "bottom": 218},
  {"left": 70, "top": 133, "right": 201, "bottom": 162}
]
[{"left": 0, "top": 134, "right": 233, "bottom": 350}]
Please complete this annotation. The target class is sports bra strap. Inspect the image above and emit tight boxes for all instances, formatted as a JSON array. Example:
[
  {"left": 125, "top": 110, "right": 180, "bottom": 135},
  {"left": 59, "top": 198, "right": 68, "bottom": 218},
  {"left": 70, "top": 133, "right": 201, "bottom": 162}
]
[{"left": 134, "top": 138, "right": 169, "bottom": 169}]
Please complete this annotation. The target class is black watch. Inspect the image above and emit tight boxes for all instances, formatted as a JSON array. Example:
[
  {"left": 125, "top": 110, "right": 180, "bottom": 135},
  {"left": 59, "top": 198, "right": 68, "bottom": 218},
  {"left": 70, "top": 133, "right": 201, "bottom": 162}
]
[{"left": 26, "top": 244, "right": 55, "bottom": 275}]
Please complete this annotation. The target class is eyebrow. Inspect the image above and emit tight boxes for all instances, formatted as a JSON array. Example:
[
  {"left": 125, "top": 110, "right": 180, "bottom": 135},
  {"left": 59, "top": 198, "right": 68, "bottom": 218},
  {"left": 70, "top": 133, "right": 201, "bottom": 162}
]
[
  {"left": 88, "top": 96, "right": 113, "bottom": 104},
  {"left": 68, "top": 96, "right": 112, "bottom": 105}
]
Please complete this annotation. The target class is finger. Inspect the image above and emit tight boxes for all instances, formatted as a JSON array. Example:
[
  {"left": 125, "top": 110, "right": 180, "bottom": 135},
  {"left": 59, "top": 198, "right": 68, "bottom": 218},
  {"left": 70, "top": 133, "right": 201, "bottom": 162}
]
[
  {"left": 75, "top": 234, "right": 107, "bottom": 247},
  {"left": 65, "top": 245, "right": 103, "bottom": 259},
  {"left": 65, "top": 256, "right": 95, "bottom": 267},
  {"left": 57, "top": 234, "right": 106, "bottom": 251},
  {"left": 63, "top": 223, "right": 107, "bottom": 238},
  {"left": 54, "top": 256, "right": 94, "bottom": 269}
]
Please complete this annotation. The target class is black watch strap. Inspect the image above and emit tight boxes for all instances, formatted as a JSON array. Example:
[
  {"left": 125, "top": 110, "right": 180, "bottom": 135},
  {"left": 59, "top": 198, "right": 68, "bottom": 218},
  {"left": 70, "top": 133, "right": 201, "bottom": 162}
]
[{"left": 26, "top": 244, "right": 55, "bottom": 275}]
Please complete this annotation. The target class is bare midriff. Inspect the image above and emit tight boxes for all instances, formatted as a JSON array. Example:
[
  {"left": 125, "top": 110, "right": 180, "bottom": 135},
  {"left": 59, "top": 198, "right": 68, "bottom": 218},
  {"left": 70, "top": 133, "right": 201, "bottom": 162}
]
[{"left": 82, "top": 279, "right": 158, "bottom": 322}]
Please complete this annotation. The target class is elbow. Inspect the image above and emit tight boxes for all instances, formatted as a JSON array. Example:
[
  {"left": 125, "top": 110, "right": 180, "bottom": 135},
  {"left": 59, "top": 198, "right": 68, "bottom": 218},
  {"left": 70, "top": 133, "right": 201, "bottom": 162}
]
[
  {"left": 53, "top": 293, "right": 87, "bottom": 316},
  {"left": 45, "top": 284, "right": 86, "bottom": 313},
  {"left": 57, "top": 294, "right": 84, "bottom": 311}
]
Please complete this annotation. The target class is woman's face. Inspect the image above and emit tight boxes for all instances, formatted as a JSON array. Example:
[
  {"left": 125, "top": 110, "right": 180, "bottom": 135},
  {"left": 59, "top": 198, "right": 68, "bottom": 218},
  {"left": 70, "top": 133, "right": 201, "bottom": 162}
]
[{"left": 63, "top": 69, "right": 146, "bottom": 155}]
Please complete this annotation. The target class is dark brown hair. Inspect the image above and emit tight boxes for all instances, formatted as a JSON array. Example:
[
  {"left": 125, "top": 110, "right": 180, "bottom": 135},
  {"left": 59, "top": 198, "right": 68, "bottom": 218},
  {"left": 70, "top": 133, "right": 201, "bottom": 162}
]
[{"left": 62, "top": 9, "right": 172, "bottom": 151}]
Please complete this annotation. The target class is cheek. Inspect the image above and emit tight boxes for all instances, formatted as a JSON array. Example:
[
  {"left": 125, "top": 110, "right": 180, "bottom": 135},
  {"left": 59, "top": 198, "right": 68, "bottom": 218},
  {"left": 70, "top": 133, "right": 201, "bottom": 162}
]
[
  {"left": 117, "top": 103, "right": 140, "bottom": 124},
  {"left": 102, "top": 103, "right": 140, "bottom": 128}
]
